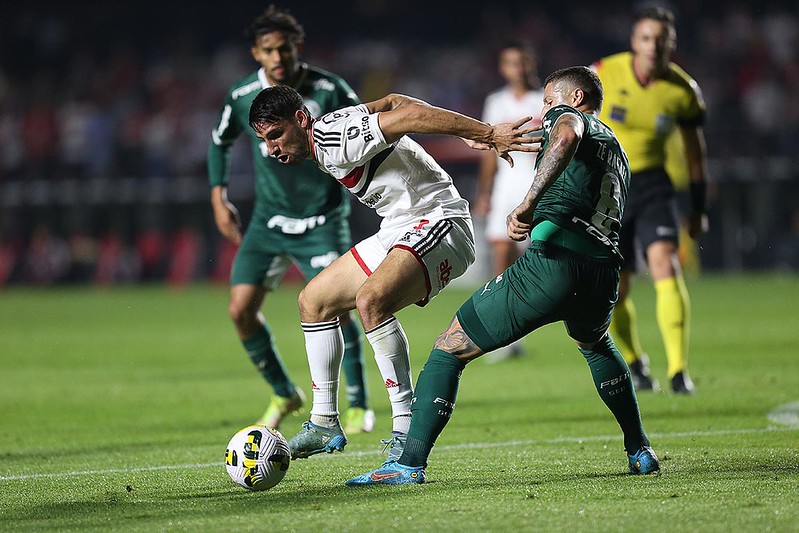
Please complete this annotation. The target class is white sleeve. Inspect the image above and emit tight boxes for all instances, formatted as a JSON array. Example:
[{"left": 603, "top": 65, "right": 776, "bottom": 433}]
[{"left": 314, "top": 105, "right": 389, "bottom": 178}]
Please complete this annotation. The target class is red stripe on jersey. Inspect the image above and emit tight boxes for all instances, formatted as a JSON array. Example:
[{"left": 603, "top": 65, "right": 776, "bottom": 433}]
[
  {"left": 393, "top": 244, "right": 432, "bottom": 307},
  {"left": 340, "top": 165, "right": 365, "bottom": 189},
  {"left": 350, "top": 246, "right": 372, "bottom": 275}
]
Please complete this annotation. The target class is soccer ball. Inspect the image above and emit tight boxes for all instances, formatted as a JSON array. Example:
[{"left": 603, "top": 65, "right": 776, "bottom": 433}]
[{"left": 224, "top": 425, "right": 291, "bottom": 491}]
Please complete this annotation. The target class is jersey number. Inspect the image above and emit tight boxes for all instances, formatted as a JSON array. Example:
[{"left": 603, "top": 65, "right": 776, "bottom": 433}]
[{"left": 590, "top": 172, "right": 622, "bottom": 237}]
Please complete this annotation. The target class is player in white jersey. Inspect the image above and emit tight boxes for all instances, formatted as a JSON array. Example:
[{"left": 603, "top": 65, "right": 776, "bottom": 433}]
[
  {"left": 248, "top": 85, "right": 539, "bottom": 460},
  {"left": 475, "top": 40, "right": 545, "bottom": 362}
]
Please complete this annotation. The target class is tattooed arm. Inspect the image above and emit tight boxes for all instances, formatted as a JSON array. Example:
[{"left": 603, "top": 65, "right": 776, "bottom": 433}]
[{"left": 507, "top": 112, "right": 585, "bottom": 241}]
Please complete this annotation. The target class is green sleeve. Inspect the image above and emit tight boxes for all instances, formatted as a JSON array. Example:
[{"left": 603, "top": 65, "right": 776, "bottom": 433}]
[
  {"left": 207, "top": 96, "right": 241, "bottom": 188},
  {"left": 207, "top": 141, "right": 232, "bottom": 188},
  {"left": 334, "top": 77, "right": 360, "bottom": 107}
]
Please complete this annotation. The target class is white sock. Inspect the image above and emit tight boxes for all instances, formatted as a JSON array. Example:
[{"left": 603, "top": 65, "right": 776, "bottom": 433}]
[
  {"left": 302, "top": 319, "right": 343, "bottom": 427},
  {"left": 365, "top": 317, "right": 413, "bottom": 434}
]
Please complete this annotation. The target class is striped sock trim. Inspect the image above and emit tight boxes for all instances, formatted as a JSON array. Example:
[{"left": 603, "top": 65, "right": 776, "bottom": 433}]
[
  {"left": 364, "top": 316, "right": 398, "bottom": 335},
  {"left": 301, "top": 318, "right": 340, "bottom": 332}
]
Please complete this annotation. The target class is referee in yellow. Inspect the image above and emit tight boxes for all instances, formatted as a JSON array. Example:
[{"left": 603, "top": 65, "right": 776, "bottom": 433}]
[{"left": 591, "top": 6, "right": 709, "bottom": 394}]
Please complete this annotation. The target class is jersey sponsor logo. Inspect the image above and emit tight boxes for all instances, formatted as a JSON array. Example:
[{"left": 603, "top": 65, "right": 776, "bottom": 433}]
[
  {"left": 361, "top": 115, "right": 374, "bottom": 143},
  {"left": 310, "top": 251, "right": 339, "bottom": 269},
  {"left": 346, "top": 126, "right": 359, "bottom": 139},
  {"left": 231, "top": 80, "right": 262, "bottom": 100},
  {"left": 571, "top": 215, "right": 621, "bottom": 258},
  {"left": 362, "top": 192, "right": 382, "bottom": 208},
  {"left": 266, "top": 214, "right": 327, "bottom": 235},
  {"left": 438, "top": 259, "right": 453, "bottom": 288},
  {"left": 610, "top": 105, "right": 626, "bottom": 123}
]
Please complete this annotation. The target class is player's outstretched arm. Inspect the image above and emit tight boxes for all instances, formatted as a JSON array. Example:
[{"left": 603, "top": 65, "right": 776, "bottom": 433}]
[{"left": 369, "top": 94, "right": 539, "bottom": 163}]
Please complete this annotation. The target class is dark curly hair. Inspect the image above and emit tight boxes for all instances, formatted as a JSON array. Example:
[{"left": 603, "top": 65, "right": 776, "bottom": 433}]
[{"left": 246, "top": 5, "right": 305, "bottom": 45}]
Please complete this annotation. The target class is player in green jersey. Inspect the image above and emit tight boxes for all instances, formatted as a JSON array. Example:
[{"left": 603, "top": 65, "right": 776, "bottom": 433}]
[
  {"left": 346, "top": 66, "right": 659, "bottom": 485},
  {"left": 207, "top": 5, "right": 373, "bottom": 433}
]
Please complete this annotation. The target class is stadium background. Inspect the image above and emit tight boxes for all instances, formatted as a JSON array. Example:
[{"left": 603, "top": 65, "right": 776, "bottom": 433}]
[{"left": 1, "top": 0, "right": 798, "bottom": 286}]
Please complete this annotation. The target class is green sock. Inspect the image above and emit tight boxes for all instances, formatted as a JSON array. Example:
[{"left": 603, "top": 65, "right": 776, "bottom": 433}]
[
  {"left": 341, "top": 318, "right": 368, "bottom": 409},
  {"left": 242, "top": 325, "right": 294, "bottom": 398},
  {"left": 399, "top": 349, "right": 466, "bottom": 467},
  {"left": 579, "top": 336, "right": 649, "bottom": 454}
]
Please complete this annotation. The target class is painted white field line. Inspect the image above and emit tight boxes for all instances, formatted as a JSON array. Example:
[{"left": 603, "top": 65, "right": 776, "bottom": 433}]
[{"left": 1, "top": 425, "right": 795, "bottom": 482}]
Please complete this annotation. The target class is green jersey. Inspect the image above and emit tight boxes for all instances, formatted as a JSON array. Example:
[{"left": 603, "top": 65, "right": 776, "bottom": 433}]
[
  {"left": 208, "top": 64, "right": 359, "bottom": 220},
  {"left": 535, "top": 104, "right": 630, "bottom": 256}
]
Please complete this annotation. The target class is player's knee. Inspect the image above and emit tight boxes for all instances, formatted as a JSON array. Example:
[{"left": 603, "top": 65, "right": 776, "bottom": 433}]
[
  {"left": 354, "top": 286, "right": 388, "bottom": 326},
  {"left": 298, "top": 285, "right": 333, "bottom": 322},
  {"left": 228, "top": 300, "right": 257, "bottom": 329}
]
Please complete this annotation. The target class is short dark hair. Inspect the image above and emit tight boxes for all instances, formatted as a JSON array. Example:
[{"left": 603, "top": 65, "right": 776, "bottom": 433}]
[
  {"left": 544, "top": 66, "right": 604, "bottom": 111},
  {"left": 633, "top": 5, "right": 675, "bottom": 31},
  {"left": 249, "top": 85, "right": 305, "bottom": 130},
  {"left": 246, "top": 5, "right": 305, "bottom": 45}
]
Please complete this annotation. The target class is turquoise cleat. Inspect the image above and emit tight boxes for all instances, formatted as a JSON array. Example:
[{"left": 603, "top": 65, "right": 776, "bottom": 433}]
[
  {"left": 288, "top": 420, "right": 347, "bottom": 459},
  {"left": 628, "top": 445, "right": 660, "bottom": 474},
  {"left": 345, "top": 461, "right": 426, "bottom": 486}
]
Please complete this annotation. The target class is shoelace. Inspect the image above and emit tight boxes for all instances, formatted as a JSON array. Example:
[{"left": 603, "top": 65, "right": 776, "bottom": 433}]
[{"left": 380, "top": 436, "right": 398, "bottom": 455}]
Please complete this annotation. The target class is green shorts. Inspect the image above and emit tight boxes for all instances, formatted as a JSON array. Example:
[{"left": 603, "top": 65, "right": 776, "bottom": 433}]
[
  {"left": 456, "top": 241, "right": 620, "bottom": 351},
  {"left": 231, "top": 212, "right": 351, "bottom": 289}
]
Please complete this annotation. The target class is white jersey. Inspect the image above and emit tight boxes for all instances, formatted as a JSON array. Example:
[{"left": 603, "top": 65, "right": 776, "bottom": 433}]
[
  {"left": 481, "top": 86, "right": 545, "bottom": 240},
  {"left": 312, "top": 104, "right": 470, "bottom": 228},
  {"left": 482, "top": 86, "right": 544, "bottom": 186}
]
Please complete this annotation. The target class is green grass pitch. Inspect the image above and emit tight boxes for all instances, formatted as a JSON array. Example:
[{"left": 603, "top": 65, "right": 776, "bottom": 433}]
[{"left": 1, "top": 274, "right": 797, "bottom": 531}]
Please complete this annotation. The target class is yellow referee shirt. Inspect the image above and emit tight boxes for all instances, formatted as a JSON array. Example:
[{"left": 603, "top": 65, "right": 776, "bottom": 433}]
[{"left": 592, "top": 52, "right": 705, "bottom": 174}]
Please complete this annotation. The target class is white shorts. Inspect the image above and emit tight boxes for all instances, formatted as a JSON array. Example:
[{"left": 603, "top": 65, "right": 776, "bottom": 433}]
[
  {"left": 351, "top": 216, "right": 475, "bottom": 306},
  {"left": 485, "top": 174, "right": 533, "bottom": 241}
]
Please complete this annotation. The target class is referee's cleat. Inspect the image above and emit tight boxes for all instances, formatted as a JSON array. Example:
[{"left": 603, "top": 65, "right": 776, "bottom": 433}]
[
  {"left": 670, "top": 371, "right": 696, "bottom": 394},
  {"left": 345, "top": 461, "right": 426, "bottom": 486},
  {"left": 629, "top": 355, "right": 659, "bottom": 392},
  {"left": 628, "top": 446, "right": 660, "bottom": 474},
  {"left": 288, "top": 420, "right": 347, "bottom": 459}
]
